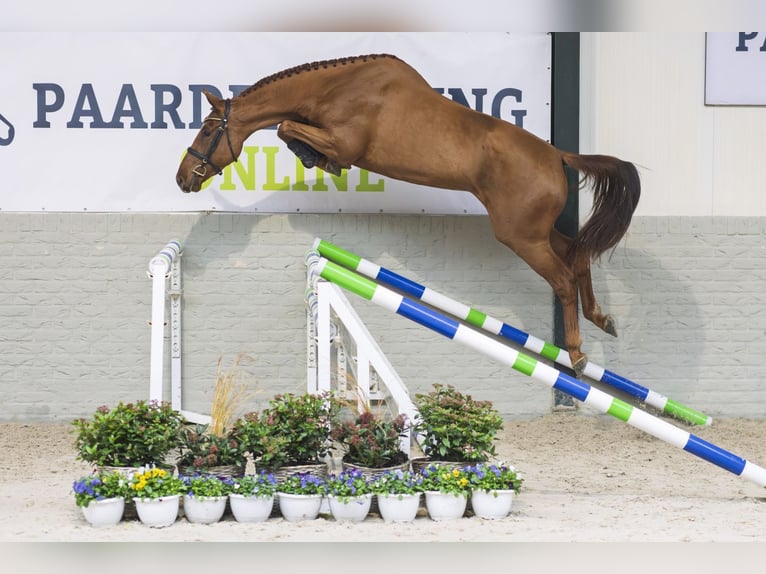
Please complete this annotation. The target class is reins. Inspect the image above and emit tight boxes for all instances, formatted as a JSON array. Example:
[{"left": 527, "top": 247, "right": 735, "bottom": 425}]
[{"left": 186, "top": 98, "right": 238, "bottom": 182}]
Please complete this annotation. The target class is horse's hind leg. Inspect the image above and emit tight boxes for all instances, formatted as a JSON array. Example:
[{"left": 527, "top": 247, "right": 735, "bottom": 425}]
[
  {"left": 491, "top": 217, "right": 588, "bottom": 376},
  {"left": 550, "top": 229, "right": 617, "bottom": 337}
]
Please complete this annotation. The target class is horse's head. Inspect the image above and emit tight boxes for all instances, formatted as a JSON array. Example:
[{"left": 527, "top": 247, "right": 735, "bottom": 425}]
[{"left": 176, "top": 91, "right": 243, "bottom": 192}]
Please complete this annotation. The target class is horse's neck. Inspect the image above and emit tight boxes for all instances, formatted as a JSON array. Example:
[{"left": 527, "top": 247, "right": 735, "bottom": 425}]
[{"left": 232, "top": 75, "right": 321, "bottom": 133}]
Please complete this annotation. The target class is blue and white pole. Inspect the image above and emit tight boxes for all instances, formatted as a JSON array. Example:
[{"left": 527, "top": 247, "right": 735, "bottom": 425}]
[
  {"left": 307, "top": 252, "right": 766, "bottom": 488},
  {"left": 313, "top": 237, "right": 711, "bottom": 427}
]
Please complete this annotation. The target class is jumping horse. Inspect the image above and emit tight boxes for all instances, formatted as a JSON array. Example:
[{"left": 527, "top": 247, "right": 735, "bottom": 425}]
[{"left": 176, "top": 54, "right": 641, "bottom": 377}]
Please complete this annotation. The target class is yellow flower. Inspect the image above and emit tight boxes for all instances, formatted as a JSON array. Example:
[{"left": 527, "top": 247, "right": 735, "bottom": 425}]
[
  {"left": 460, "top": 478, "right": 468, "bottom": 486},
  {"left": 451, "top": 469, "right": 460, "bottom": 477}
]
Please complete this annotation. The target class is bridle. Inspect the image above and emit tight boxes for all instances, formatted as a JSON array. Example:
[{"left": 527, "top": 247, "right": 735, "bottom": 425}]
[{"left": 186, "top": 98, "right": 238, "bottom": 181}]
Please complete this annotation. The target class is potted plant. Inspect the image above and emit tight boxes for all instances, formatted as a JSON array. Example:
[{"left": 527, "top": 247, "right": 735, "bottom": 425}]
[
  {"left": 325, "top": 468, "right": 374, "bottom": 522},
  {"left": 229, "top": 472, "right": 278, "bottom": 523},
  {"left": 419, "top": 463, "right": 472, "bottom": 521},
  {"left": 331, "top": 410, "right": 410, "bottom": 472},
  {"left": 371, "top": 468, "right": 424, "bottom": 523},
  {"left": 276, "top": 472, "right": 327, "bottom": 522},
  {"left": 238, "top": 391, "right": 341, "bottom": 475},
  {"left": 465, "top": 462, "right": 524, "bottom": 520},
  {"left": 70, "top": 400, "right": 185, "bottom": 471},
  {"left": 176, "top": 423, "right": 247, "bottom": 478},
  {"left": 129, "top": 467, "right": 185, "bottom": 527},
  {"left": 181, "top": 474, "right": 232, "bottom": 524},
  {"left": 412, "top": 384, "right": 503, "bottom": 468},
  {"left": 71, "top": 471, "right": 129, "bottom": 527}
]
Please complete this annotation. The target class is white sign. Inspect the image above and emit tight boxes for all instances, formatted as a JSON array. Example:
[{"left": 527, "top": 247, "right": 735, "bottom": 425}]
[
  {"left": 0, "top": 32, "right": 551, "bottom": 213},
  {"left": 706, "top": 32, "right": 766, "bottom": 105}
]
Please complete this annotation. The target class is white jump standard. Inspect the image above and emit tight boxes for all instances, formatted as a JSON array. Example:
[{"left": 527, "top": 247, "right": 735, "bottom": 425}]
[{"left": 306, "top": 252, "right": 766, "bottom": 489}]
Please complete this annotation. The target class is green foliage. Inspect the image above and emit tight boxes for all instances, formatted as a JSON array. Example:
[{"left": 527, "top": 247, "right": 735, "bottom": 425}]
[
  {"left": 325, "top": 469, "right": 373, "bottom": 503},
  {"left": 72, "top": 472, "right": 129, "bottom": 507},
  {"left": 413, "top": 384, "right": 503, "bottom": 463},
  {"left": 330, "top": 411, "right": 409, "bottom": 468},
  {"left": 181, "top": 474, "right": 232, "bottom": 498},
  {"left": 70, "top": 400, "right": 185, "bottom": 467},
  {"left": 371, "top": 469, "right": 424, "bottom": 497},
  {"left": 129, "top": 467, "right": 185, "bottom": 499},
  {"left": 465, "top": 462, "right": 524, "bottom": 494},
  {"left": 418, "top": 463, "right": 472, "bottom": 496},
  {"left": 276, "top": 472, "right": 327, "bottom": 495},
  {"left": 176, "top": 423, "right": 247, "bottom": 470},
  {"left": 230, "top": 472, "right": 278, "bottom": 498},
  {"left": 236, "top": 392, "right": 341, "bottom": 468}
]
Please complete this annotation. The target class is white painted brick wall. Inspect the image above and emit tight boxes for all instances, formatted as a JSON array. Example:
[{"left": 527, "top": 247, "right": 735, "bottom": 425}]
[{"left": 2, "top": 213, "right": 766, "bottom": 422}]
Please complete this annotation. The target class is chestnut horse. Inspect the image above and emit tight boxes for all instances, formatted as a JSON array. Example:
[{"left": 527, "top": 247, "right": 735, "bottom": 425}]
[{"left": 176, "top": 54, "right": 640, "bottom": 376}]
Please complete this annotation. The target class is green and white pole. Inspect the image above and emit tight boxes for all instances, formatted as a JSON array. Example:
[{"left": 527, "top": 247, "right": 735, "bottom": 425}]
[
  {"left": 313, "top": 237, "right": 711, "bottom": 427},
  {"left": 306, "top": 252, "right": 766, "bottom": 487}
]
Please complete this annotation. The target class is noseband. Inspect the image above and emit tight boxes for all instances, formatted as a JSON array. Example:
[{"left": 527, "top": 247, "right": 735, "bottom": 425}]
[{"left": 187, "top": 98, "right": 238, "bottom": 180}]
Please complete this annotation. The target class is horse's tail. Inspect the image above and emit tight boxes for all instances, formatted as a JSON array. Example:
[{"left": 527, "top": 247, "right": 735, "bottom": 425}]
[{"left": 560, "top": 151, "right": 641, "bottom": 262}]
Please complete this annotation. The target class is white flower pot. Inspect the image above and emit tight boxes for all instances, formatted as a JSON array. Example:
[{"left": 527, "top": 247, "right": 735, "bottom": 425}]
[
  {"left": 80, "top": 497, "right": 125, "bottom": 527},
  {"left": 276, "top": 493, "right": 323, "bottom": 522},
  {"left": 424, "top": 491, "right": 467, "bottom": 521},
  {"left": 229, "top": 493, "right": 273, "bottom": 523},
  {"left": 376, "top": 493, "right": 421, "bottom": 523},
  {"left": 134, "top": 495, "right": 180, "bottom": 528},
  {"left": 183, "top": 495, "right": 227, "bottom": 524},
  {"left": 470, "top": 489, "right": 514, "bottom": 520},
  {"left": 328, "top": 494, "right": 372, "bottom": 522}
]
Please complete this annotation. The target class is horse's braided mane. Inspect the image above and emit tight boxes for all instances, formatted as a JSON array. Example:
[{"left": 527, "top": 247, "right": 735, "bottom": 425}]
[{"left": 238, "top": 53, "right": 400, "bottom": 98}]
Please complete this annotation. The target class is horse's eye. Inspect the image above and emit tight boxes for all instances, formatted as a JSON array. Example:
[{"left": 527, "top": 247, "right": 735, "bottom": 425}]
[{"left": 202, "top": 129, "right": 212, "bottom": 137}]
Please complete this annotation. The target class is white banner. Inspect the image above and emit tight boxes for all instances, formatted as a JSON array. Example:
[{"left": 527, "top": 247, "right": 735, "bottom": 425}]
[
  {"left": 706, "top": 32, "right": 766, "bottom": 105},
  {"left": 0, "top": 32, "right": 551, "bottom": 213}
]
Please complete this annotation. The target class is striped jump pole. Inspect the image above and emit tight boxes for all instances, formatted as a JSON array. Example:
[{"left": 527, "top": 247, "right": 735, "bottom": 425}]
[
  {"left": 313, "top": 237, "right": 712, "bottom": 427},
  {"left": 306, "top": 252, "right": 766, "bottom": 488}
]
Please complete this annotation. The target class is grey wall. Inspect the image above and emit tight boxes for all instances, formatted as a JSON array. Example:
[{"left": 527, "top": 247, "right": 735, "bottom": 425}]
[{"left": 2, "top": 212, "right": 766, "bottom": 422}]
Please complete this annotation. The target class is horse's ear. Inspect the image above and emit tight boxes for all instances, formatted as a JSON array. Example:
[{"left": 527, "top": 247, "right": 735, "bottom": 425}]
[{"left": 203, "top": 90, "right": 223, "bottom": 108}]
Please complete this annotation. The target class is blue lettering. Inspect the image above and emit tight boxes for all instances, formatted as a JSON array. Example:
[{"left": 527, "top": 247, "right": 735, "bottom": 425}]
[
  {"left": 151, "top": 84, "right": 185, "bottom": 128},
  {"left": 106, "top": 84, "right": 147, "bottom": 128},
  {"left": 67, "top": 84, "right": 107, "bottom": 128},
  {"left": 32, "top": 83, "right": 65, "bottom": 128},
  {"left": 492, "top": 88, "right": 525, "bottom": 128},
  {"left": 434, "top": 86, "right": 527, "bottom": 127},
  {"left": 736, "top": 32, "right": 759, "bottom": 51},
  {"left": 188, "top": 84, "right": 223, "bottom": 129}
]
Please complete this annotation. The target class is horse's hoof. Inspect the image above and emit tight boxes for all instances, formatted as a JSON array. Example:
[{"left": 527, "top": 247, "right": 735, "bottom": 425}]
[
  {"left": 287, "top": 139, "right": 319, "bottom": 168},
  {"left": 604, "top": 315, "right": 618, "bottom": 337},
  {"left": 320, "top": 158, "right": 343, "bottom": 176},
  {"left": 572, "top": 355, "right": 588, "bottom": 378}
]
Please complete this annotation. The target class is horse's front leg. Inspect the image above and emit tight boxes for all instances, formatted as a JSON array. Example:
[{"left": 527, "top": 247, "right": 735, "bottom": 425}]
[{"left": 277, "top": 120, "right": 354, "bottom": 176}]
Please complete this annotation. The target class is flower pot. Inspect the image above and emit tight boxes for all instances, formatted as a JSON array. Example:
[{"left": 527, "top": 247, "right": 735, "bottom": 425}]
[
  {"left": 424, "top": 491, "right": 467, "bottom": 521},
  {"left": 276, "top": 493, "right": 323, "bottom": 522},
  {"left": 229, "top": 493, "right": 273, "bottom": 523},
  {"left": 470, "top": 489, "right": 514, "bottom": 520},
  {"left": 183, "top": 495, "right": 227, "bottom": 524},
  {"left": 134, "top": 495, "right": 180, "bottom": 528},
  {"left": 267, "top": 462, "right": 328, "bottom": 516},
  {"left": 80, "top": 497, "right": 125, "bottom": 527},
  {"left": 327, "top": 494, "right": 372, "bottom": 522},
  {"left": 377, "top": 493, "right": 421, "bottom": 523}
]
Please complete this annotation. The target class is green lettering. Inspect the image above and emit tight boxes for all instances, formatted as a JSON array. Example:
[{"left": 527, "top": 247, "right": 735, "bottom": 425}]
[
  {"left": 262, "top": 146, "right": 290, "bottom": 190},
  {"left": 292, "top": 158, "right": 309, "bottom": 191},
  {"left": 221, "top": 145, "right": 258, "bottom": 190},
  {"left": 356, "top": 170, "right": 385, "bottom": 192},
  {"left": 313, "top": 168, "right": 348, "bottom": 192}
]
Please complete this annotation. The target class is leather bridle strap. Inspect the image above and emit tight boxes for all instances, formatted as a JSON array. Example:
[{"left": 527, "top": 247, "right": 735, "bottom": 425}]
[{"left": 187, "top": 98, "right": 237, "bottom": 178}]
